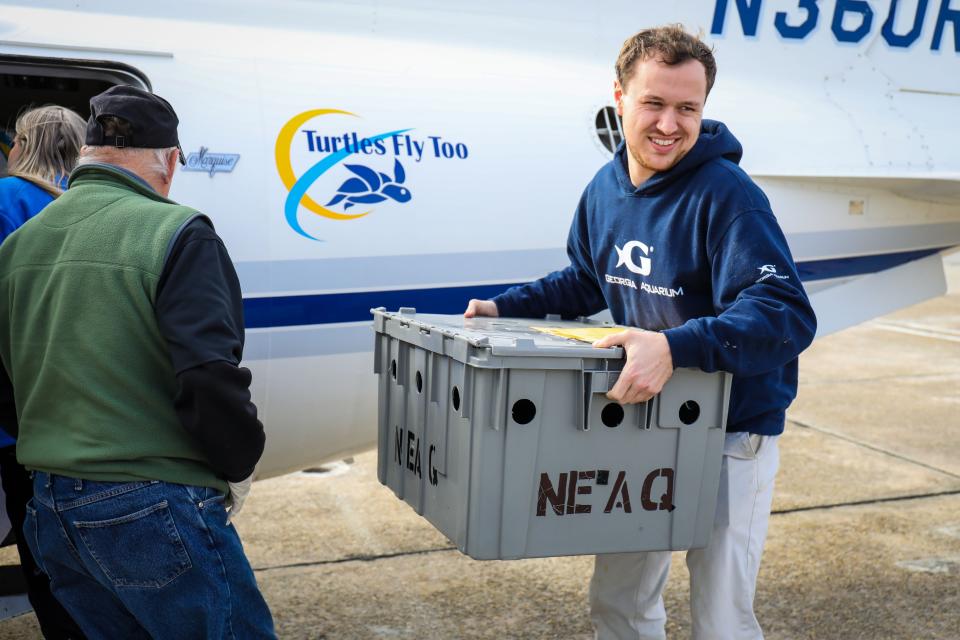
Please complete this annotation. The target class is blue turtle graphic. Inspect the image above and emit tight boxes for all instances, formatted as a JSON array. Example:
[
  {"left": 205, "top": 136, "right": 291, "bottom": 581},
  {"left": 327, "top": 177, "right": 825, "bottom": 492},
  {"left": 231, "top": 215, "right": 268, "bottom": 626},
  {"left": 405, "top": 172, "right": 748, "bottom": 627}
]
[{"left": 325, "top": 159, "right": 411, "bottom": 210}]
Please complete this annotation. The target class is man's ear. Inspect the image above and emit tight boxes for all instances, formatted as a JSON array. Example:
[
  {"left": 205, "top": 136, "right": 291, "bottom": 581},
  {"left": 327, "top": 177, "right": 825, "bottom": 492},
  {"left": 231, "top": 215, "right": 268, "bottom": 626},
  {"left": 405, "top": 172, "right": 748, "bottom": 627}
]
[
  {"left": 614, "top": 79, "right": 624, "bottom": 117},
  {"left": 164, "top": 148, "right": 179, "bottom": 184}
]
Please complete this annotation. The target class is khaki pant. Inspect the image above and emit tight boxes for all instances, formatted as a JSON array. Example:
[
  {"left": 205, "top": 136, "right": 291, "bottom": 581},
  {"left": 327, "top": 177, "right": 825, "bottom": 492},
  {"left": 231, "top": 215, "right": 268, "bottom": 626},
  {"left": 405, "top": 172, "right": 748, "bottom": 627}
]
[{"left": 590, "top": 432, "right": 780, "bottom": 640}]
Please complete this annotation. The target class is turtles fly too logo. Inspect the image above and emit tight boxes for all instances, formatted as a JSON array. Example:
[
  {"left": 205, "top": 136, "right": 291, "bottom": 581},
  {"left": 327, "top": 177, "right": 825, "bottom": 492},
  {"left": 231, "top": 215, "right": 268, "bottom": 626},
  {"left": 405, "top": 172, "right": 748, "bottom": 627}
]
[
  {"left": 275, "top": 109, "right": 470, "bottom": 241},
  {"left": 326, "top": 160, "right": 410, "bottom": 210}
]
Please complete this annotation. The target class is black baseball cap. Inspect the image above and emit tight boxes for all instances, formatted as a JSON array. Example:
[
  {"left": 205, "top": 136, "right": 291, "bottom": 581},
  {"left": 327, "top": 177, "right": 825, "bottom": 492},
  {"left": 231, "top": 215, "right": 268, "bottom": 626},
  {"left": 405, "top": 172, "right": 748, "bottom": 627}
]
[{"left": 85, "top": 85, "right": 186, "bottom": 165}]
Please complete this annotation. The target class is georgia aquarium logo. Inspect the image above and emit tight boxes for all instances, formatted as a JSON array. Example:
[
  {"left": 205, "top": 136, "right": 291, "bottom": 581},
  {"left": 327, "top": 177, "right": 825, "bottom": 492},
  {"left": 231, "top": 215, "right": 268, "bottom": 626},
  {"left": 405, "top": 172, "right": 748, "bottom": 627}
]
[{"left": 275, "top": 108, "right": 469, "bottom": 241}]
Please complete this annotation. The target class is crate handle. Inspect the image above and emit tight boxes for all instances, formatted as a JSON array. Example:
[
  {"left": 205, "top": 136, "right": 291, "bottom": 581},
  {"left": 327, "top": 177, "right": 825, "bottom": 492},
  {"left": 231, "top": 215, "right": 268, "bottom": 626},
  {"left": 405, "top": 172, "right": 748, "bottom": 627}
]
[
  {"left": 579, "top": 369, "right": 618, "bottom": 431},
  {"left": 579, "top": 368, "right": 651, "bottom": 431}
]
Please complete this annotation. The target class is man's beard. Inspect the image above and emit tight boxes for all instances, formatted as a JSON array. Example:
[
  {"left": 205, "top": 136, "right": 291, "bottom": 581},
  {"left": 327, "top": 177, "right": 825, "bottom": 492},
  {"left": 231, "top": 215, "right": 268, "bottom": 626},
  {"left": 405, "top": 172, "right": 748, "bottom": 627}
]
[{"left": 627, "top": 140, "right": 688, "bottom": 177}]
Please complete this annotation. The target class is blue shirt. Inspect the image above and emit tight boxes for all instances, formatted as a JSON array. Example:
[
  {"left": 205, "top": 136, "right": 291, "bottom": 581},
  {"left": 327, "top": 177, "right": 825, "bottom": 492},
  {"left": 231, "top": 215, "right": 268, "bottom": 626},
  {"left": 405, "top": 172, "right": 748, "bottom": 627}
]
[
  {"left": 0, "top": 176, "right": 62, "bottom": 244},
  {"left": 493, "top": 121, "right": 817, "bottom": 435},
  {"left": 0, "top": 176, "right": 65, "bottom": 443}
]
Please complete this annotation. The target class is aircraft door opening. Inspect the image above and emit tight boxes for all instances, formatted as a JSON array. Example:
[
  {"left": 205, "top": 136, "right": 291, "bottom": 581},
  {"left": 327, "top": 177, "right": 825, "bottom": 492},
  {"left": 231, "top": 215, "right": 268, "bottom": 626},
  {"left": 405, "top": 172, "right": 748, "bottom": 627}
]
[{"left": 0, "top": 55, "right": 150, "bottom": 163}]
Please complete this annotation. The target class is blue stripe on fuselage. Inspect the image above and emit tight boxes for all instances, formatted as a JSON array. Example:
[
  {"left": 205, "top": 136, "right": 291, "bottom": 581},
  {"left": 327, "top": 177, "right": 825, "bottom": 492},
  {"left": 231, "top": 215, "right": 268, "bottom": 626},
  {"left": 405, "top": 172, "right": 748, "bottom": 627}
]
[
  {"left": 243, "top": 247, "right": 950, "bottom": 329},
  {"left": 244, "top": 283, "right": 518, "bottom": 329},
  {"left": 795, "top": 247, "right": 944, "bottom": 282}
]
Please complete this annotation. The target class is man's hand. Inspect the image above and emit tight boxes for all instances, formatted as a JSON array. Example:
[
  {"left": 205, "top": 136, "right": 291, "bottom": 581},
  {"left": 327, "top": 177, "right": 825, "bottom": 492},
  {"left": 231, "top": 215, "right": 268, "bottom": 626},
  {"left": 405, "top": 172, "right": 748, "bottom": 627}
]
[
  {"left": 593, "top": 330, "right": 674, "bottom": 404},
  {"left": 226, "top": 473, "right": 254, "bottom": 523},
  {"left": 464, "top": 299, "right": 499, "bottom": 318}
]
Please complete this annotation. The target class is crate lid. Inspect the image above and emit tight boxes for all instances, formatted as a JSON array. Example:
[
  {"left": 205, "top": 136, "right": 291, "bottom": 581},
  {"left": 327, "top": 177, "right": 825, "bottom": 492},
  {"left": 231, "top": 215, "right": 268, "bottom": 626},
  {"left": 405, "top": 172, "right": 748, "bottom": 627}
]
[{"left": 372, "top": 307, "right": 627, "bottom": 360}]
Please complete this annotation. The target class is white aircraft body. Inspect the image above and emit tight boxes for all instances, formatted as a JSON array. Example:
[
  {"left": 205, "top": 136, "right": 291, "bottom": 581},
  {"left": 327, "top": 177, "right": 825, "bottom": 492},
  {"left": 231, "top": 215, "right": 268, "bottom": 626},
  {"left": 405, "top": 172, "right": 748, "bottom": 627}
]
[{"left": 0, "top": 0, "right": 958, "bottom": 490}]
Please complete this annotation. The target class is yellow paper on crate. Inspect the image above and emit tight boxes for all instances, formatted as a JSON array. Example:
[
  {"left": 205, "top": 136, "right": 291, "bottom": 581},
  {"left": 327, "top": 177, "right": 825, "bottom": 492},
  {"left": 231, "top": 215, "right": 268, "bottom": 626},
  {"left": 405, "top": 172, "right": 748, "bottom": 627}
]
[{"left": 530, "top": 325, "right": 627, "bottom": 344}]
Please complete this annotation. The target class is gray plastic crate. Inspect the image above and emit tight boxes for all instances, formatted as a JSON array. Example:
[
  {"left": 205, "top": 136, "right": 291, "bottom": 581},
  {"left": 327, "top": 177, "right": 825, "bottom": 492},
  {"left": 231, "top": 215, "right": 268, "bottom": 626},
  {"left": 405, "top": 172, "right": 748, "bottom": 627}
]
[{"left": 372, "top": 308, "right": 732, "bottom": 560}]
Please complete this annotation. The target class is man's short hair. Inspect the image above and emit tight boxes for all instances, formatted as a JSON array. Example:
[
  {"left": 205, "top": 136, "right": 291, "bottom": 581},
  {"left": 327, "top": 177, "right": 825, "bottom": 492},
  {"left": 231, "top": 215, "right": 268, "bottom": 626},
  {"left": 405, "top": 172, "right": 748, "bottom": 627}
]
[
  {"left": 616, "top": 25, "right": 717, "bottom": 96},
  {"left": 85, "top": 85, "right": 185, "bottom": 165},
  {"left": 79, "top": 116, "right": 174, "bottom": 180}
]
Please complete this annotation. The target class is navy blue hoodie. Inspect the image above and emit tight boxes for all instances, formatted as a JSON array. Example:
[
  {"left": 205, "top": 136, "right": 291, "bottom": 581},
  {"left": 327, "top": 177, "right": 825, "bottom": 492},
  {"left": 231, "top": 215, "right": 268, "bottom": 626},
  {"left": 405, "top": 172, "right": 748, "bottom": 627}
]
[{"left": 493, "top": 120, "right": 817, "bottom": 435}]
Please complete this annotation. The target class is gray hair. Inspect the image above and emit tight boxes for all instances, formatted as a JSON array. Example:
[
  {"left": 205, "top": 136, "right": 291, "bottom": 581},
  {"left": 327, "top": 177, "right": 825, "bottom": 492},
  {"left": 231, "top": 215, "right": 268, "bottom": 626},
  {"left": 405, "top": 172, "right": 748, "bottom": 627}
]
[
  {"left": 8, "top": 105, "right": 86, "bottom": 197},
  {"left": 78, "top": 146, "right": 175, "bottom": 182},
  {"left": 76, "top": 115, "right": 177, "bottom": 184}
]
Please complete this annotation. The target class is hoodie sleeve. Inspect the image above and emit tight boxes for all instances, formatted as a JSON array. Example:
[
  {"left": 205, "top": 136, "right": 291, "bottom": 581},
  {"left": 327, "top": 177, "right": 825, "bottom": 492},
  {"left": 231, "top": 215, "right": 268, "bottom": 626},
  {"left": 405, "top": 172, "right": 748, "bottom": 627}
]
[
  {"left": 492, "top": 193, "right": 607, "bottom": 319},
  {"left": 662, "top": 209, "right": 817, "bottom": 376}
]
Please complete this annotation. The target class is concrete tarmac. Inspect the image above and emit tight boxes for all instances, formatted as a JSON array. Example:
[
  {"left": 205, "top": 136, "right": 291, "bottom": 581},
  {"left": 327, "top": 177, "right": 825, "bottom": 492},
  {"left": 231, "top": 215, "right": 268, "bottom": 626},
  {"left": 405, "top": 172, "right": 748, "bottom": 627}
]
[{"left": 2, "top": 263, "right": 958, "bottom": 639}]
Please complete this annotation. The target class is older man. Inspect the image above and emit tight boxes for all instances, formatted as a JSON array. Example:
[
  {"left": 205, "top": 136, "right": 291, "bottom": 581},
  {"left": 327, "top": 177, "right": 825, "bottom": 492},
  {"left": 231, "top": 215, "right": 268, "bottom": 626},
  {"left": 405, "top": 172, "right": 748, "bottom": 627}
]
[{"left": 0, "top": 85, "right": 274, "bottom": 638}]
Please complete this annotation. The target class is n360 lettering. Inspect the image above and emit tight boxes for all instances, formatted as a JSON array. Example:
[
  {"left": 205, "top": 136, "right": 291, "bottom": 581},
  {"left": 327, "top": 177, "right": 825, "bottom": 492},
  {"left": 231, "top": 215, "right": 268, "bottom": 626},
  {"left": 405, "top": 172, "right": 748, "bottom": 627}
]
[{"left": 712, "top": 0, "right": 960, "bottom": 51}]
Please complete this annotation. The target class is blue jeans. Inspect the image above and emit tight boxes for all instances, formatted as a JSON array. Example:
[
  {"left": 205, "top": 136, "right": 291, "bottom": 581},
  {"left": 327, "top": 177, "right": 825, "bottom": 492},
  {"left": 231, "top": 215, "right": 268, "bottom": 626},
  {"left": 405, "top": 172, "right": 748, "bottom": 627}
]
[{"left": 24, "top": 472, "right": 275, "bottom": 639}]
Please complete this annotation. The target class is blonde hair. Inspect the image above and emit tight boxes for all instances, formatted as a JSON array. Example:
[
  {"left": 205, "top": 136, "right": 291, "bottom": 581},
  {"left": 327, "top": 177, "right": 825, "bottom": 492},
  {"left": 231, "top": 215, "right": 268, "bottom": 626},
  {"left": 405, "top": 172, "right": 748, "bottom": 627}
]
[{"left": 8, "top": 105, "right": 86, "bottom": 197}]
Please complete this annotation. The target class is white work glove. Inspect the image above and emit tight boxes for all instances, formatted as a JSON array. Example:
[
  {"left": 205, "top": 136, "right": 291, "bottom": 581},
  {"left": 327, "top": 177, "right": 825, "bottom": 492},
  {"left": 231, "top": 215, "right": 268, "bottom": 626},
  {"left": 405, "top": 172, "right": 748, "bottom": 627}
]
[{"left": 226, "top": 473, "right": 254, "bottom": 523}]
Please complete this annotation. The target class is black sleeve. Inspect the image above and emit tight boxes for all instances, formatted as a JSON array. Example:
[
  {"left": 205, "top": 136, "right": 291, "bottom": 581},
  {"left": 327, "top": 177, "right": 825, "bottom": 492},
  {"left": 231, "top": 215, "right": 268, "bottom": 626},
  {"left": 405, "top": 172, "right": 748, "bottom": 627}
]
[
  {"left": 156, "top": 217, "right": 265, "bottom": 482},
  {"left": 156, "top": 217, "right": 245, "bottom": 371},
  {"left": 173, "top": 362, "right": 263, "bottom": 481}
]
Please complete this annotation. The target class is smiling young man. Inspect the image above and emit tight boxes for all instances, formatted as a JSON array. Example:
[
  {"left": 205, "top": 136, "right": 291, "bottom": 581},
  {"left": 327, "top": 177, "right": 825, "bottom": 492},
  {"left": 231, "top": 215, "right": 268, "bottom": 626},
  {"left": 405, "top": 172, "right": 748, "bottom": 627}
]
[{"left": 465, "top": 25, "right": 816, "bottom": 640}]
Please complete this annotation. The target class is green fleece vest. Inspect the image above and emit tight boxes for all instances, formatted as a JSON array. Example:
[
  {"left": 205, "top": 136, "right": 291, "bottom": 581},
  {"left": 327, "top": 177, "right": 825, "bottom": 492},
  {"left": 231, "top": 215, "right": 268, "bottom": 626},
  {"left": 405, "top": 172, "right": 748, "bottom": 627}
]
[{"left": 0, "top": 164, "right": 227, "bottom": 492}]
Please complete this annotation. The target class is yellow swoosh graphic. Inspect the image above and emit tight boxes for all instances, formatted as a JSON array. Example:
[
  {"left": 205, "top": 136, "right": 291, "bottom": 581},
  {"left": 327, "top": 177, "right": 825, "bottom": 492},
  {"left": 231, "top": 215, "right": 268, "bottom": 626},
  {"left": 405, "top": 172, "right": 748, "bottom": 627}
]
[{"left": 275, "top": 109, "right": 371, "bottom": 221}]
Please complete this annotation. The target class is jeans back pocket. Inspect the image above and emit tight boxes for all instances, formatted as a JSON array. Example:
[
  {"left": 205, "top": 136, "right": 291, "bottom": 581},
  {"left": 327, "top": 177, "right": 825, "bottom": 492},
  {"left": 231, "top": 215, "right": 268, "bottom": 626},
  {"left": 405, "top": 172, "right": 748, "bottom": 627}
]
[{"left": 74, "top": 500, "right": 192, "bottom": 588}]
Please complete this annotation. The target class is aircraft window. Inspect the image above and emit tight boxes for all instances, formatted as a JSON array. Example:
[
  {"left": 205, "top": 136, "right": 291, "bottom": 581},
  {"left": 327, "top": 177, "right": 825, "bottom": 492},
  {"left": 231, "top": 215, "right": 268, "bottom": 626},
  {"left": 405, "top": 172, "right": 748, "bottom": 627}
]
[
  {"left": 595, "top": 106, "right": 623, "bottom": 154},
  {"left": 0, "top": 55, "right": 149, "bottom": 136}
]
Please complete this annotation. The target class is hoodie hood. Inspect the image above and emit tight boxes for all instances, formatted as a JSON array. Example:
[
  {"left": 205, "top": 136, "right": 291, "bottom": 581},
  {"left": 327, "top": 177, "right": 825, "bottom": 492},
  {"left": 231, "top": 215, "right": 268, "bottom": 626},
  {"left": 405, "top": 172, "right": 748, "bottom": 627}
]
[{"left": 614, "top": 119, "right": 744, "bottom": 196}]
